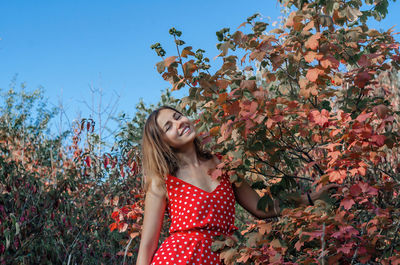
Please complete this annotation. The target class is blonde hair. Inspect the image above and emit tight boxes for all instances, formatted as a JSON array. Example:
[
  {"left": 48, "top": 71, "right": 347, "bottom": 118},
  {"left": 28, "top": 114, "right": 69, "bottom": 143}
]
[{"left": 141, "top": 106, "right": 212, "bottom": 190}]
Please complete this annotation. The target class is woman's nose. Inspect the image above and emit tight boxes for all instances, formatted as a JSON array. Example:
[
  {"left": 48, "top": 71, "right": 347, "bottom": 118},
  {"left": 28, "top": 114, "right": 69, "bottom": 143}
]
[{"left": 176, "top": 120, "right": 185, "bottom": 129}]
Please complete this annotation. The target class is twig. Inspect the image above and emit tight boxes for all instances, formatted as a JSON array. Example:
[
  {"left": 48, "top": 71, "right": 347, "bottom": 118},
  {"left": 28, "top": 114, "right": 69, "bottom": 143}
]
[
  {"left": 122, "top": 237, "right": 134, "bottom": 265},
  {"left": 319, "top": 222, "right": 326, "bottom": 265}
]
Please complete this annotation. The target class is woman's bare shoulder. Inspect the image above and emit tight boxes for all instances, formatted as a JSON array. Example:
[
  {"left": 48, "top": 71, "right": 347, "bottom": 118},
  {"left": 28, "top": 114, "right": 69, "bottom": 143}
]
[{"left": 145, "top": 175, "right": 167, "bottom": 198}]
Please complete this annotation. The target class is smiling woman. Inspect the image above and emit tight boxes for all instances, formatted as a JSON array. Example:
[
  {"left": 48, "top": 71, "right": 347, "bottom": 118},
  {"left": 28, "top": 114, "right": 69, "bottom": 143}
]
[
  {"left": 135, "top": 105, "right": 335, "bottom": 265},
  {"left": 156, "top": 108, "right": 196, "bottom": 149}
]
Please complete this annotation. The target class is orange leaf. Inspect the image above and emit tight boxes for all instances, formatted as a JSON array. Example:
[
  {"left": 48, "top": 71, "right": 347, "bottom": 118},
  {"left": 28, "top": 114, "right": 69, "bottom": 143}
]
[
  {"left": 130, "top": 232, "right": 140, "bottom": 239},
  {"left": 306, "top": 67, "right": 324, "bottom": 82},
  {"left": 217, "top": 93, "right": 228, "bottom": 105},
  {"left": 305, "top": 33, "right": 321, "bottom": 50},
  {"left": 320, "top": 55, "right": 339, "bottom": 69},
  {"left": 329, "top": 169, "right": 347, "bottom": 183},
  {"left": 210, "top": 126, "right": 220, "bottom": 137},
  {"left": 109, "top": 223, "right": 117, "bottom": 232},
  {"left": 303, "top": 20, "right": 314, "bottom": 32},
  {"left": 216, "top": 80, "right": 230, "bottom": 90},
  {"left": 164, "top": 56, "right": 178, "bottom": 67},
  {"left": 304, "top": 51, "right": 317, "bottom": 63},
  {"left": 181, "top": 47, "right": 195, "bottom": 58},
  {"left": 258, "top": 222, "right": 272, "bottom": 235}
]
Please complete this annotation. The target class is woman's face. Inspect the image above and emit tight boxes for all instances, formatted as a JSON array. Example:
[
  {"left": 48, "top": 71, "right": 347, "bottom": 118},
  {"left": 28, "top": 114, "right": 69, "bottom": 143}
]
[{"left": 156, "top": 108, "right": 196, "bottom": 150}]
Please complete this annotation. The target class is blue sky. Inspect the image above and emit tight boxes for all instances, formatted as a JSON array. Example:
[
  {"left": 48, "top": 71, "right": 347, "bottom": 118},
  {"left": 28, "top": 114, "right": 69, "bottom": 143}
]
[{"left": 0, "top": 1, "right": 399, "bottom": 134}]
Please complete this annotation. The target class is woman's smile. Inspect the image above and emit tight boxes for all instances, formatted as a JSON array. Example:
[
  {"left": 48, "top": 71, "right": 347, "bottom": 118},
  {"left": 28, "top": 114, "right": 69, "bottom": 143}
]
[{"left": 180, "top": 125, "right": 191, "bottom": 136}]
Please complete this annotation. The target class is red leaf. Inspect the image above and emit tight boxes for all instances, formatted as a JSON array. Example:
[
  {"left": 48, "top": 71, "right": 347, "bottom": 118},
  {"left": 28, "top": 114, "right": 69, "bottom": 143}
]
[
  {"left": 358, "top": 54, "right": 370, "bottom": 67},
  {"left": 309, "top": 109, "right": 329, "bottom": 127},
  {"left": 350, "top": 184, "right": 362, "bottom": 196},
  {"left": 340, "top": 197, "right": 355, "bottom": 210},
  {"left": 295, "top": 240, "right": 304, "bottom": 251},
  {"left": 372, "top": 104, "right": 389, "bottom": 119},
  {"left": 337, "top": 242, "right": 354, "bottom": 255},
  {"left": 85, "top": 156, "right": 91, "bottom": 167},
  {"left": 109, "top": 223, "right": 117, "bottom": 232},
  {"left": 111, "top": 211, "right": 119, "bottom": 220},
  {"left": 371, "top": 135, "right": 386, "bottom": 147},
  {"left": 354, "top": 71, "right": 371, "bottom": 88},
  {"left": 356, "top": 112, "right": 372, "bottom": 123},
  {"left": 103, "top": 155, "right": 110, "bottom": 168}
]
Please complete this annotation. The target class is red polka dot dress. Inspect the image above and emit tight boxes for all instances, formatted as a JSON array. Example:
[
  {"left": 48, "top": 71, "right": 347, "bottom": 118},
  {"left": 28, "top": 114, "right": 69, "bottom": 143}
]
[{"left": 150, "top": 174, "right": 237, "bottom": 265}]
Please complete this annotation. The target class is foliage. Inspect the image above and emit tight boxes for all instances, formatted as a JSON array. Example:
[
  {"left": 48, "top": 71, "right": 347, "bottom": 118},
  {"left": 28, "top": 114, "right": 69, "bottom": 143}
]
[
  {"left": 0, "top": 86, "right": 177, "bottom": 264},
  {"left": 143, "top": 0, "right": 400, "bottom": 264},
  {"left": 0, "top": 85, "right": 128, "bottom": 264}
]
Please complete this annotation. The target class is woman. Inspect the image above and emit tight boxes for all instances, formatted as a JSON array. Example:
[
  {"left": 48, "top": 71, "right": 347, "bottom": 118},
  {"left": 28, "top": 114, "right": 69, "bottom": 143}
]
[{"left": 136, "top": 106, "right": 333, "bottom": 265}]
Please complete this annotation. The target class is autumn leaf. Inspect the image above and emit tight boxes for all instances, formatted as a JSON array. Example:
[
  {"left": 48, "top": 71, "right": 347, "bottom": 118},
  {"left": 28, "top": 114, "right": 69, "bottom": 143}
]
[
  {"left": 118, "top": 222, "right": 128, "bottom": 233},
  {"left": 320, "top": 55, "right": 339, "bottom": 69},
  {"left": 372, "top": 104, "right": 390, "bottom": 119},
  {"left": 356, "top": 112, "right": 372, "bottom": 123},
  {"left": 309, "top": 109, "right": 330, "bottom": 127},
  {"left": 328, "top": 169, "right": 347, "bottom": 183},
  {"left": 220, "top": 248, "right": 237, "bottom": 264},
  {"left": 164, "top": 56, "right": 178, "bottom": 67},
  {"left": 306, "top": 67, "right": 324, "bottom": 82},
  {"left": 109, "top": 223, "right": 117, "bottom": 232},
  {"left": 340, "top": 197, "right": 355, "bottom": 210},
  {"left": 305, "top": 32, "right": 321, "bottom": 50},
  {"left": 337, "top": 242, "right": 355, "bottom": 255},
  {"left": 354, "top": 71, "right": 371, "bottom": 88},
  {"left": 181, "top": 46, "right": 195, "bottom": 58},
  {"left": 304, "top": 51, "right": 317, "bottom": 63}
]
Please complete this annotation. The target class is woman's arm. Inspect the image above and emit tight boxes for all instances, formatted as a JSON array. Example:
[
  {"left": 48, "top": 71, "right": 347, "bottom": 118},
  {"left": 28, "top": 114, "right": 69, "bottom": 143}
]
[
  {"left": 233, "top": 181, "right": 279, "bottom": 219},
  {"left": 233, "top": 180, "right": 338, "bottom": 219},
  {"left": 136, "top": 178, "right": 167, "bottom": 265}
]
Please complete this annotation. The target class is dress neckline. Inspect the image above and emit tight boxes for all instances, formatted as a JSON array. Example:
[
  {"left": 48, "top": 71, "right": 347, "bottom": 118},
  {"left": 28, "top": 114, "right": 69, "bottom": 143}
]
[{"left": 168, "top": 174, "right": 223, "bottom": 194}]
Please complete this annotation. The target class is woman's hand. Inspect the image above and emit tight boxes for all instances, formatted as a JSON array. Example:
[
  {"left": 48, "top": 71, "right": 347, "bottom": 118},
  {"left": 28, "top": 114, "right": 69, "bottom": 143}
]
[{"left": 300, "top": 183, "right": 339, "bottom": 206}]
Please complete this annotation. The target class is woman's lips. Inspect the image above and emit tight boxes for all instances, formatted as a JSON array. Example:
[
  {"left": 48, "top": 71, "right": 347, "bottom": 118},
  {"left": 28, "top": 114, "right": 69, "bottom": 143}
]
[{"left": 180, "top": 125, "right": 191, "bottom": 136}]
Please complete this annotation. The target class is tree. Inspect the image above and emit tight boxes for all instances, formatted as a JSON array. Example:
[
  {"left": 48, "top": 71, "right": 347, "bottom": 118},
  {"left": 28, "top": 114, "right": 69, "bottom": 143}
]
[{"left": 146, "top": 0, "right": 400, "bottom": 264}]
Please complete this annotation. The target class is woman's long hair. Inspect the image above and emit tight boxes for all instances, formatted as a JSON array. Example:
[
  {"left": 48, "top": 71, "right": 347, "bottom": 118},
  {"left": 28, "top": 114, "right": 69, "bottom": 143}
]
[{"left": 141, "top": 106, "right": 212, "bottom": 190}]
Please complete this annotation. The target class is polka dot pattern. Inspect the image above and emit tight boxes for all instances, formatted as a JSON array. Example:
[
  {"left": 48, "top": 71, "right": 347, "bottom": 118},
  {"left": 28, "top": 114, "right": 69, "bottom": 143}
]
[{"left": 150, "top": 175, "right": 237, "bottom": 265}]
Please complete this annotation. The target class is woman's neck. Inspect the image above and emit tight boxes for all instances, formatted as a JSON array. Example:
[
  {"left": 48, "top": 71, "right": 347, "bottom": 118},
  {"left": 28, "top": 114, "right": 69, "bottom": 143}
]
[{"left": 175, "top": 142, "right": 201, "bottom": 168}]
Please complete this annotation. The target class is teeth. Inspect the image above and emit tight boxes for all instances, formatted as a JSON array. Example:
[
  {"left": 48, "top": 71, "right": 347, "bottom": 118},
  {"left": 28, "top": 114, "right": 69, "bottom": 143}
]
[{"left": 182, "top": 126, "right": 190, "bottom": 135}]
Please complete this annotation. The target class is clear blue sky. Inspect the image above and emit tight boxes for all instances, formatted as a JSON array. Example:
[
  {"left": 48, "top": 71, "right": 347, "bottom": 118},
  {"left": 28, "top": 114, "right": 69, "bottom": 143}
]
[{"left": 1, "top": 0, "right": 399, "bottom": 132}]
